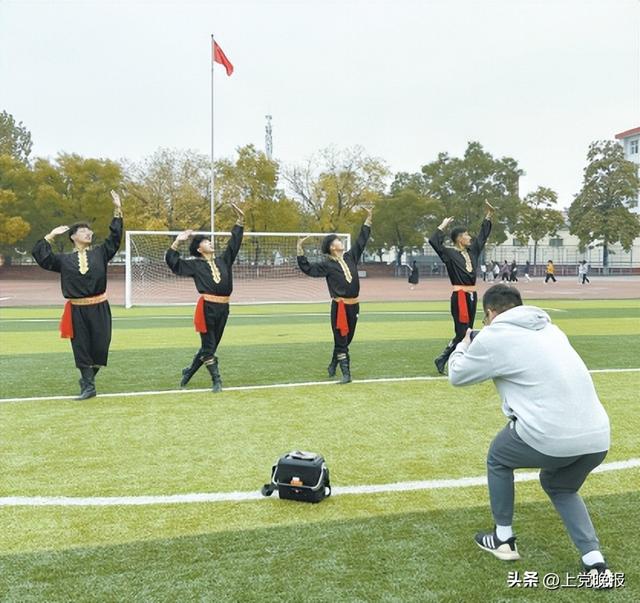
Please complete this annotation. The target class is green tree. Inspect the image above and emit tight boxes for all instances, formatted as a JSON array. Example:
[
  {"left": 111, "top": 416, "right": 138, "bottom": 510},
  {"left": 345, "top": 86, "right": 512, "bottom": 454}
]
[
  {"left": 215, "top": 144, "right": 302, "bottom": 233},
  {"left": 284, "top": 146, "right": 389, "bottom": 233},
  {"left": 568, "top": 140, "right": 640, "bottom": 269},
  {"left": 512, "top": 186, "right": 565, "bottom": 266},
  {"left": 214, "top": 145, "right": 303, "bottom": 266},
  {"left": 125, "top": 148, "right": 210, "bottom": 231},
  {"left": 0, "top": 155, "right": 33, "bottom": 256},
  {"left": 0, "top": 153, "right": 124, "bottom": 255},
  {"left": 419, "top": 141, "right": 523, "bottom": 244},
  {"left": 372, "top": 189, "right": 440, "bottom": 265},
  {"left": 0, "top": 111, "right": 33, "bottom": 164}
]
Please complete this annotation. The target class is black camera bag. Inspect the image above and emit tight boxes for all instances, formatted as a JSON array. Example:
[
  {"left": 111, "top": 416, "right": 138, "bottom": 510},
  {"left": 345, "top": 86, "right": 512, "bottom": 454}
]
[{"left": 261, "top": 451, "right": 331, "bottom": 503}]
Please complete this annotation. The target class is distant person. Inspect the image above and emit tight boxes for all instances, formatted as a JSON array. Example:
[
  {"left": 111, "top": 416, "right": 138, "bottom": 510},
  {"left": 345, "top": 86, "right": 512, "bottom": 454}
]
[
  {"left": 523, "top": 260, "right": 532, "bottom": 282},
  {"left": 509, "top": 260, "right": 518, "bottom": 282},
  {"left": 493, "top": 261, "right": 500, "bottom": 282},
  {"left": 408, "top": 260, "right": 419, "bottom": 289},
  {"left": 545, "top": 260, "right": 557, "bottom": 283},
  {"left": 480, "top": 262, "right": 487, "bottom": 281},
  {"left": 297, "top": 207, "right": 373, "bottom": 384},
  {"left": 165, "top": 203, "right": 245, "bottom": 393},
  {"left": 428, "top": 200, "right": 494, "bottom": 374},
  {"left": 578, "top": 260, "right": 590, "bottom": 285},
  {"left": 31, "top": 191, "right": 123, "bottom": 400},
  {"left": 500, "top": 260, "right": 510, "bottom": 282},
  {"left": 432, "top": 261, "right": 439, "bottom": 275},
  {"left": 448, "top": 285, "right": 611, "bottom": 580}
]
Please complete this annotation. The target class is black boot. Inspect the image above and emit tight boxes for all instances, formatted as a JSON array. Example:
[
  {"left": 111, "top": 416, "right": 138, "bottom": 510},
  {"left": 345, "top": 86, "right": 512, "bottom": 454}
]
[
  {"left": 434, "top": 341, "right": 456, "bottom": 375},
  {"left": 76, "top": 367, "right": 97, "bottom": 400},
  {"left": 205, "top": 357, "right": 223, "bottom": 393},
  {"left": 327, "top": 352, "right": 338, "bottom": 377},
  {"left": 180, "top": 354, "right": 203, "bottom": 388},
  {"left": 337, "top": 354, "right": 351, "bottom": 384}
]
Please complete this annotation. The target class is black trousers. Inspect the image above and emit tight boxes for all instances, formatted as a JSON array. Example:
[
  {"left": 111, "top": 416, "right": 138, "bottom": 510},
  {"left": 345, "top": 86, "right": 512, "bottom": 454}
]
[
  {"left": 198, "top": 302, "right": 230, "bottom": 361},
  {"left": 545, "top": 273, "right": 557, "bottom": 282},
  {"left": 330, "top": 301, "right": 359, "bottom": 357},
  {"left": 70, "top": 301, "right": 112, "bottom": 368},
  {"left": 449, "top": 291, "right": 478, "bottom": 344}
]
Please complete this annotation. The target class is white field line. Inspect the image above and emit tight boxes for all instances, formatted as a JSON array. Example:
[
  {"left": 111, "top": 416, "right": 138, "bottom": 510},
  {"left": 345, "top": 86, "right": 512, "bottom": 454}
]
[
  {"left": 0, "top": 369, "right": 639, "bottom": 405},
  {"left": 0, "top": 311, "right": 453, "bottom": 323},
  {"left": 1, "top": 458, "right": 638, "bottom": 508}
]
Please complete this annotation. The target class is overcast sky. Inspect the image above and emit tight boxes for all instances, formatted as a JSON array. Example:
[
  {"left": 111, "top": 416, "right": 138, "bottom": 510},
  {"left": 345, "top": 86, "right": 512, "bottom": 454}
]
[{"left": 1, "top": 0, "right": 638, "bottom": 207}]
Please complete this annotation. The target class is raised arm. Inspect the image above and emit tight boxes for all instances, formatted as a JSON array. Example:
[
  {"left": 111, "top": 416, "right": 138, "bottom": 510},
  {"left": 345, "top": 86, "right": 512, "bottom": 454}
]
[
  {"left": 165, "top": 230, "right": 196, "bottom": 277},
  {"left": 297, "top": 255, "right": 328, "bottom": 278},
  {"left": 222, "top": 203, "right": 245, "bottom": 265},
  {"left": 428, "top": 216, "right": 454, "bottom": 261},
  {"left": 349, "top": 207, "right": 373, "bottom": 263},
  {"left": 471, "top": 200, "right": 494, "bottom": 255},
  {"left": 296, "top": 235, "right": 328, "bottom": 277},
  {"left": 31, "top": 225, "right": 69, "bottom": 272},
  {"left": 101, "top": 190, "right": 124, "bottom": 261}
]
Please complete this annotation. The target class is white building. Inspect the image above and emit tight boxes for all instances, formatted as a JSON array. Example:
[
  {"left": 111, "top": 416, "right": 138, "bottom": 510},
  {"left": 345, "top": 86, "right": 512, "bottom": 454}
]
[{"left": 615, "top": 126, "right": 640, "bottom": 213}]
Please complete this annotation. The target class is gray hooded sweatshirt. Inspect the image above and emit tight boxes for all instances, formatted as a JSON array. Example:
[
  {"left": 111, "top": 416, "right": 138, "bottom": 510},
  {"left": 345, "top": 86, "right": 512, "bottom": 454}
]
[{"left": 448, "top": 305, "right": 610, "bottom": 457}]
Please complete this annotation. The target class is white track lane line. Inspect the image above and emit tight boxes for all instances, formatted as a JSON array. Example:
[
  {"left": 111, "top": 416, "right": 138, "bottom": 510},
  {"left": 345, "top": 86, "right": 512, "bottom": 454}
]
[
  {"left": 1, "top": 458, "right": 638, "bottom": 507},
  {"left": 1, "top": 369, "right": 638, "bottom": 405}
]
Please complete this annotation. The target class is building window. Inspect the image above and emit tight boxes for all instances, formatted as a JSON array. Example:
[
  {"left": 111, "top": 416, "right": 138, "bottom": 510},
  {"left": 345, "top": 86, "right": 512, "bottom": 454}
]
[
  {"left": 549, "top": 238, "right": 563, "bottom": 247},
  {"left": 631, "top": 139, "right": 639, "bottom": 155}
]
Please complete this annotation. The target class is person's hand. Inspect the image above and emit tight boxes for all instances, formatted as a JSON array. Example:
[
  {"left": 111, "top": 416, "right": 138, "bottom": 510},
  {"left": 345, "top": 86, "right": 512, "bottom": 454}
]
[
  {"left": 48, "top": 225, "right": 70, "bottom": 238},
  {"left": 297, "top": 235, "right": 311, "bottom": 255},
  {"left": 462, "top": 328, "right": 473, "bottom": 347},
  {"left": 175, "top": 229, "right": 193, "bottom": 243},
  {"left": 484, "top": 200, "right": 495, "bottom": 218},
  {"left": 364, "top": 206, "right": 373, "bottom": 225},
  {"left": 438, "top": 216, "right": 454, "bottom": 230},
  {"left": 110, "top": 190, "right": 122, "bottom": 208},
  {"left": 230, "top": 203, "right": 244, "bottom": 219}
]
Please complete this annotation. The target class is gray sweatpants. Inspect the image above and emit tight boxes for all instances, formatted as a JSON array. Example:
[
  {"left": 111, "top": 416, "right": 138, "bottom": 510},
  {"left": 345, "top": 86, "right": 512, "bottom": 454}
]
[{"left": 487, "top": 422, "right": 607, "bottom": 554}]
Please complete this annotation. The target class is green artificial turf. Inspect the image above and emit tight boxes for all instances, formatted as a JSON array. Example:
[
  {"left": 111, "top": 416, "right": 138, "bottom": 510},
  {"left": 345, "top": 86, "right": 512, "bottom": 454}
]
[{"left": 0, "top": 300, "right": 638, "bottom": 601}]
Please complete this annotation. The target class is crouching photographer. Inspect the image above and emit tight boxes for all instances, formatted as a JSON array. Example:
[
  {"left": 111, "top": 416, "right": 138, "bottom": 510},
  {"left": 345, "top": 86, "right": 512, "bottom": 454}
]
[{"left": 448, "top": 284, "right": 612, "bottom": 579}]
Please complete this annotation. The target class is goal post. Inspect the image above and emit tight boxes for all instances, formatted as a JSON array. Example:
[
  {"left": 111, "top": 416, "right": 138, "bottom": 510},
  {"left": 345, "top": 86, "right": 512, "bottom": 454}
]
[{"left": 124, "top": 230, "right": 351, "bottom": 307}]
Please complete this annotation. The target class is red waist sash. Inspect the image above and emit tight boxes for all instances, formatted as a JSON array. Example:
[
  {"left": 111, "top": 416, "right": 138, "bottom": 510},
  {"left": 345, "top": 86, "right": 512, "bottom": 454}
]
[{"left": 59, "top": 293, "right": 108, "bottom": 339}]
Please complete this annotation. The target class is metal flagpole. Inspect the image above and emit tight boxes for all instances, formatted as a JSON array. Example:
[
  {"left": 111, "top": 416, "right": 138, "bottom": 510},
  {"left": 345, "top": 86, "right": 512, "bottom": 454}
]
[{"left": 210, "top": 34, "right": 215, "bottom": 236}]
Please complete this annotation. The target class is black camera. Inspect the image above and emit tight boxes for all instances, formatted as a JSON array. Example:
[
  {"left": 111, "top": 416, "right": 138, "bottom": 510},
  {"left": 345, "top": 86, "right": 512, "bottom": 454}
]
[{"left": 469, "top": 330, "right": 480, "bottom": 341}]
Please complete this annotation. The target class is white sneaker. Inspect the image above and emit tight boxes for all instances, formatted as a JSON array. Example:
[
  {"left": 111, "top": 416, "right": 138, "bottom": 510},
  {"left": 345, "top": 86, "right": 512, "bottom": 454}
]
[{"left": 474, "top": 529, "right": 521, "bottom": 561}]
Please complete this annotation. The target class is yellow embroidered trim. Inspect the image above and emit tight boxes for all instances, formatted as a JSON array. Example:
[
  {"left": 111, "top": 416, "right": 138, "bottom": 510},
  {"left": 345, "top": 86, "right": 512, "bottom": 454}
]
[
  {"left": 76, "top": 248, "right": 89, "bottom": 275},
  {"left": 460, "top": 249, "right": 473, "bottom": 273},
  {"left": 335, "top": 256, "right": 352, "bottom": 283},
  {"left": 207, "top": 258, "right": 221, "bottom": 284}
]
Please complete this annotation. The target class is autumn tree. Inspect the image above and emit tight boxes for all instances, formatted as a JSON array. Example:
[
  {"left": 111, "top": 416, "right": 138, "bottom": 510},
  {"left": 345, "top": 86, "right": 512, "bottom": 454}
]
[{"left": 284, "top": 146, "right": 389, "bottom": 234}]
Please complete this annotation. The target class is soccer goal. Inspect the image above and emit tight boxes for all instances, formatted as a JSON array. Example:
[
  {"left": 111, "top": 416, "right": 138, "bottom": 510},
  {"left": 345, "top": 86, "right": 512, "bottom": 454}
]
[{"left": 124, "top": 231, "right": 351, "bottom": 307}]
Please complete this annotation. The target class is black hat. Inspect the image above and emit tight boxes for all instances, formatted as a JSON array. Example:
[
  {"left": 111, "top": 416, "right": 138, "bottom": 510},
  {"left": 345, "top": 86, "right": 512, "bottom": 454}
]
[
  {"left": 450, "top": 226, "right": 467, "bottom": 243},
  {"left": 321, "top": 234, "right": 340, "bottom": 255},
  {"left": 189, "top": 235, "right": 209, "bottom": 257},
  {"left": 68, "top": 222, "right": 91, "bottom": 240}
]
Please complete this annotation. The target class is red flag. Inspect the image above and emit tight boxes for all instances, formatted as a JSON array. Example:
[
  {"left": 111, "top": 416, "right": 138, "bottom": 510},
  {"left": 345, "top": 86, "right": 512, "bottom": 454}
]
[{"left": 213, "top": 41, "right": 234, "bottom": 76}]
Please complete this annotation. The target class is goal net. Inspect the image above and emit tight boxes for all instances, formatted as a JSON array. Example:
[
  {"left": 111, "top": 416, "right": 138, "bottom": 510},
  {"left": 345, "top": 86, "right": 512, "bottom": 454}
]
[{"left": 125, "top": 231, "right": 351, "bottom": 307}]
